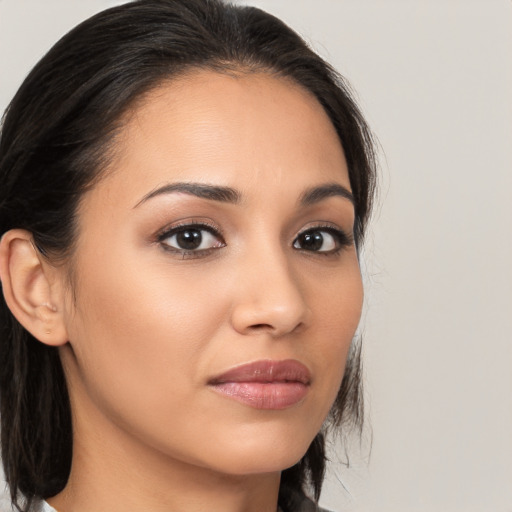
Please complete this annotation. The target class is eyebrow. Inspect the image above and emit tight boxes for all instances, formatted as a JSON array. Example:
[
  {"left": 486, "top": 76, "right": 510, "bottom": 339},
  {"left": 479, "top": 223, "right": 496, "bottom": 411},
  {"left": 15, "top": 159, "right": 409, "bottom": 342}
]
[
  {"left": 299, "top": 183, "right": 354, "bottom": 206},
  {"left": 134, "top": 181, "right": 354, "bottom": 208},
  {"left": 134, "top": 182, "right": 241, "bottom": 208}
]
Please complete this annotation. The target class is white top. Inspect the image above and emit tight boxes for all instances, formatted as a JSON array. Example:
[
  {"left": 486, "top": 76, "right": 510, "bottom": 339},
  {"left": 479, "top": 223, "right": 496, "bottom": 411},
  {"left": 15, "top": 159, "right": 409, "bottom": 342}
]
[{"left": 41, "top": 502, "right": 57, "bottom": 512}]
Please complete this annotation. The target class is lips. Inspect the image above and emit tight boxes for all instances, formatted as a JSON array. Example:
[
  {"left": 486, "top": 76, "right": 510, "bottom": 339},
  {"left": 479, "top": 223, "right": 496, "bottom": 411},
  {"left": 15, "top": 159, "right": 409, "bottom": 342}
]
[{"left": 208, "top": 359, "right": 311, "bottom": 410}]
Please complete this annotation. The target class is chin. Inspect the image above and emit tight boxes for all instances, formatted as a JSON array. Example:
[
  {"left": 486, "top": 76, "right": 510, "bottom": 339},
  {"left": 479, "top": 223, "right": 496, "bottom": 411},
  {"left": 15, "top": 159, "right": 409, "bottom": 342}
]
[
  {"left": 197, "top": 424, "right": 317, "bottom": 476},
  {"left": 210, "top": 450, "right": 306, "bottom": 477}
]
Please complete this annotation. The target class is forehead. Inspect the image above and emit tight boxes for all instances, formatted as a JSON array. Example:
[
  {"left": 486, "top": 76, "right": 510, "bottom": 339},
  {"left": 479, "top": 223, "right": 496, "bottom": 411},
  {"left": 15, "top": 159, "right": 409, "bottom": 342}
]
[{"left": 90, "top": 69, "right": 350, "bottom": 208}]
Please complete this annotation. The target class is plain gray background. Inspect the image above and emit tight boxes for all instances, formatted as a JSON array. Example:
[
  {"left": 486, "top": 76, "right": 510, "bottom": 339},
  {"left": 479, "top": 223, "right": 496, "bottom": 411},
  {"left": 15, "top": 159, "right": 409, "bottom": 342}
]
[{"left": 1, "top": 1, "right": 511, "bottom": 511}]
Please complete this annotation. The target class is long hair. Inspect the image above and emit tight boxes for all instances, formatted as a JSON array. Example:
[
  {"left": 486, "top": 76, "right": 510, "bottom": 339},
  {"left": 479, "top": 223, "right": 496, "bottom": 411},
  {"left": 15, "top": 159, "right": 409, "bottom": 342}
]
[{"left": 0, "top": 1, "right": 376, "bottom": 510}]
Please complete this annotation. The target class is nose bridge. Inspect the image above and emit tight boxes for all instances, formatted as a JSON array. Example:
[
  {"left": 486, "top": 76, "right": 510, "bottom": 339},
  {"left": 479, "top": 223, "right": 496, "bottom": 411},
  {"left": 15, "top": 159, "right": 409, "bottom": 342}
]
[{"left": 230, "top": 236, "right": 311, "bottom": 336}]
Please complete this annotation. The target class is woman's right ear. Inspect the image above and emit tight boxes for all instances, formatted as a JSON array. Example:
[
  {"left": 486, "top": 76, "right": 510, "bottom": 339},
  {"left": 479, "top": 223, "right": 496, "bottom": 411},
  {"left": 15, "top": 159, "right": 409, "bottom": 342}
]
[{"left": 0, "top": 229, "right": 68, "bottom": 346}]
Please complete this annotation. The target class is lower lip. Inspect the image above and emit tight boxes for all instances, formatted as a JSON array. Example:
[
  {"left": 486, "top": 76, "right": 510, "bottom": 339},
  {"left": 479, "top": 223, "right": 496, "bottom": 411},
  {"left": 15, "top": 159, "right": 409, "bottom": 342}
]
[{"left": 210, "top": 382, "right": 309, "bottom": 410}]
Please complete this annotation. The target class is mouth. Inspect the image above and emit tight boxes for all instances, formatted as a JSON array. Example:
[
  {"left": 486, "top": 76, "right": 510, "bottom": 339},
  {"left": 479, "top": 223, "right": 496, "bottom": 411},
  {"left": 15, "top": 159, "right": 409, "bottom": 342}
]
[{"left": 208, "top": 359, "right": 311, "bottom": 410}]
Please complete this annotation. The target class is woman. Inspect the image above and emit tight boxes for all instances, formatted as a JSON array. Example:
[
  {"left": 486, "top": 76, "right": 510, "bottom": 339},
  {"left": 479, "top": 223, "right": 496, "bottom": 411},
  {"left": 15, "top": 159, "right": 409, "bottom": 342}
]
[{"left": 0, "top": 1, "right": 376, "bottom": 511}]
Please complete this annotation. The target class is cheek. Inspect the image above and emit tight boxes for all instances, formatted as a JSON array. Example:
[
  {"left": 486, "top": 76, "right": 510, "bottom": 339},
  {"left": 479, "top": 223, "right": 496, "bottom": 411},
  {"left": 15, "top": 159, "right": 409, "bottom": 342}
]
[
  {"left": 309, "top": 260, "right": 363, "bottom": 402},
  {"left": 64, "top": 246, "right": 228, "bottom": 418}
]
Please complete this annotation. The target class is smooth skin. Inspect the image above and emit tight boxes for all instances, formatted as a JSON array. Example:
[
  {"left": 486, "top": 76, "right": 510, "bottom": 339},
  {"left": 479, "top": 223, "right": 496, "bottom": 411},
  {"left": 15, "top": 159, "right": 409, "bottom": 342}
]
[{"left": 0, "top": 70, "right": 363, "bottom": 512}]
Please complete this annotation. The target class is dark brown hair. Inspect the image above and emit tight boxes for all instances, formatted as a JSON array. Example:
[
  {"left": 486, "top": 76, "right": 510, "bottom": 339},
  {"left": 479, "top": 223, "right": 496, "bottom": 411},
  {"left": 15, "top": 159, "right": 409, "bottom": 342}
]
[{"left": 0, "top": 1, "right": 376, "bottom": 510}]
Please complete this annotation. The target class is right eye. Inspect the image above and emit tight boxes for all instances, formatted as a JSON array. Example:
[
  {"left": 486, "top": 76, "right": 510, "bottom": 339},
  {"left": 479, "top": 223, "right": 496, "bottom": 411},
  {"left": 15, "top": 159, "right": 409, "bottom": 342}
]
[{"left": 159, "top": 224, "right": 225, "bottom": 254}]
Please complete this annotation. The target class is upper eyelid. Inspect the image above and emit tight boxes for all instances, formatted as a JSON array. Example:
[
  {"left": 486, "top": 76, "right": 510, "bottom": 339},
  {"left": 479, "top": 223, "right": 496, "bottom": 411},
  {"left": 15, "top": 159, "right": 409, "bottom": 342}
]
[
  {"left": 156, "top": 220, "right": 224, "bottom": 241},
  {"left": 295, "top": 223, "right": 353, "bottom": 240}
]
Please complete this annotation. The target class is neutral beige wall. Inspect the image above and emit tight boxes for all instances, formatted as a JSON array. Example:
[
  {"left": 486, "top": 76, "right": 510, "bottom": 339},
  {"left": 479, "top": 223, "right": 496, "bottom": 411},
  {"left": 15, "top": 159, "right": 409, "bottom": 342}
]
[{"left": 1, "top": 1, "right": 511, "bottom": 511}]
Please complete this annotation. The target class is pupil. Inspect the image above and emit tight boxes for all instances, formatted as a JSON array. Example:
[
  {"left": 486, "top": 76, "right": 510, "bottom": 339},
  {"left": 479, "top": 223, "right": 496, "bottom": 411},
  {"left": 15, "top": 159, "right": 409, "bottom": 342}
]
[
  {"left": 177, "top": 229, "right": 202, "bottom": 250},
  {"left": 301, "top": 232, "right": 323, "bottom": 251}
]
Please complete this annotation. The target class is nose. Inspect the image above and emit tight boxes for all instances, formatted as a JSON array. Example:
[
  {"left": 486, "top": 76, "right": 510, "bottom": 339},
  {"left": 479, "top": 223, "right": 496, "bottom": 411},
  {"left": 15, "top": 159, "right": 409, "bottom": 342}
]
[{"left": 230, "top": 246, "right": 311, "bottom": 337}]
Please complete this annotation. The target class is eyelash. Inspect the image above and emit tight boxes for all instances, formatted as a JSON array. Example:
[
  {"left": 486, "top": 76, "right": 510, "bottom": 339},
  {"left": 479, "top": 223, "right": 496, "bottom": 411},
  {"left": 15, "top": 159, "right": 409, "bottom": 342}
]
[
  {"left": 156, "top": 221, "right": 225, "bottom": 259},
  {"left": 294, "top": 225, "right": 354, "bottom": 257},
  {"left": 156, "top": 222, "right": 353, "bottom": 259}
]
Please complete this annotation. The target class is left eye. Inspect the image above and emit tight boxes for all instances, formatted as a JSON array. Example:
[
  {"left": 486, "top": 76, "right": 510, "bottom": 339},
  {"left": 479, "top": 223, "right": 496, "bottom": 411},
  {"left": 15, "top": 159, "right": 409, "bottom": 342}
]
[
  {"left": 160, "top": 226, "right": 224, "bottom": 252},
  {"left": 293, "top": 228, "right": 344, "bottom": 252}
]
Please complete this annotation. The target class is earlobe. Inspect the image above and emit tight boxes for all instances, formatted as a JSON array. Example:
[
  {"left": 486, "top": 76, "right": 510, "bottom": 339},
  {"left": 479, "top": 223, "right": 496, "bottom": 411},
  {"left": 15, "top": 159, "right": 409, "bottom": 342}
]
[{"left": 0, "top": 229, "right": 68, "bottom": 346}]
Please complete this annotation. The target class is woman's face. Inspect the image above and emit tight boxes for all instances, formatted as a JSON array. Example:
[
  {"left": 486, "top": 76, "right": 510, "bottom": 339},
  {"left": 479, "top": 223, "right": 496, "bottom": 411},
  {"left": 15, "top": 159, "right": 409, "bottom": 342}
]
[{"left": 59, "top": 70, "right": 363, "bottom": 476}]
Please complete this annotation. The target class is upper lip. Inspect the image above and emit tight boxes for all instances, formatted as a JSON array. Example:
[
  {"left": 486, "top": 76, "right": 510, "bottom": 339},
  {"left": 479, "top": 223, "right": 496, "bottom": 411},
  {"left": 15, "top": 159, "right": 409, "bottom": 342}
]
[{"left": 208, "top": 359, "right": 311, "bottom": 385}]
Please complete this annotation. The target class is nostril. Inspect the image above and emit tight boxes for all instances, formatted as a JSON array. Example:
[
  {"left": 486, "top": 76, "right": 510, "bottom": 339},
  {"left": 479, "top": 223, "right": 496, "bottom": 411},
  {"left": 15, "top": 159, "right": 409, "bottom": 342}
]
[
  {"left": 247, "top": 321, "right": 304, "bottom": 335},
  {"left": 249, "top": 323, "right": 272, "bottom": 330}
]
